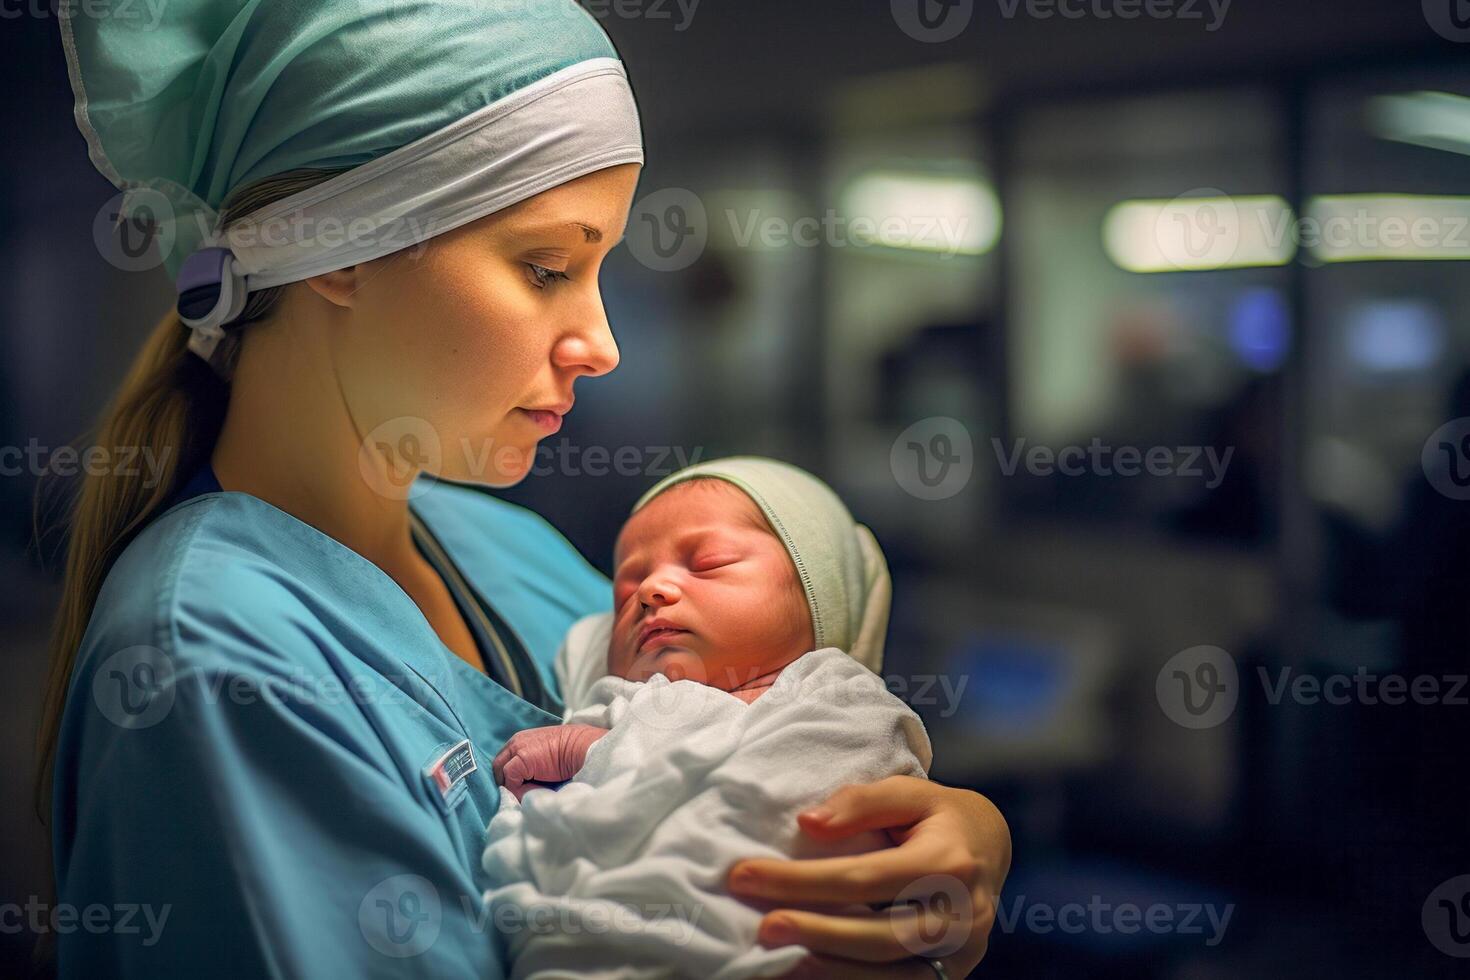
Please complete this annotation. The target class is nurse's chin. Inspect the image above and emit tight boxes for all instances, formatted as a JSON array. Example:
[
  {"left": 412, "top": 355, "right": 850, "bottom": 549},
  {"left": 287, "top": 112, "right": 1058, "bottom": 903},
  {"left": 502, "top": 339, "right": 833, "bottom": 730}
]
[{"left": 440, "top": 440, "right": 540, "bottom": 488}]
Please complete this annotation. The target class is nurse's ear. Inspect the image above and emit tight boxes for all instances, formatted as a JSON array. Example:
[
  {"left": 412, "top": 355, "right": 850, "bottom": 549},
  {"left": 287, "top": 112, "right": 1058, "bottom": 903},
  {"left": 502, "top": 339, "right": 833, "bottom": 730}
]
[
  {"left": 301, "top": 266, "right": 362, "bottom": 310},
  {"left": 301, "top": 248, "right": 420, "bottom": 312}
]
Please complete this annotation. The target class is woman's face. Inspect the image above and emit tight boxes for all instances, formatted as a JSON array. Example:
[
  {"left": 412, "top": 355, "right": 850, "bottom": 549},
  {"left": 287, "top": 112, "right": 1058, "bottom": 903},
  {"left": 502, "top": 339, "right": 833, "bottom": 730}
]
[{"left": 324, "top": 162, "right": 641, "bottom": 487}]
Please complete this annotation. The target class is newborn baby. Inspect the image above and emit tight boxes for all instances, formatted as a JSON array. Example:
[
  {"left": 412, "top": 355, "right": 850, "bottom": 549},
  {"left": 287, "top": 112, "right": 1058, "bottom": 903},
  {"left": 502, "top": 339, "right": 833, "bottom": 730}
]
[{"left": 481, "top": 456, "right": 932, "bottom": 979}]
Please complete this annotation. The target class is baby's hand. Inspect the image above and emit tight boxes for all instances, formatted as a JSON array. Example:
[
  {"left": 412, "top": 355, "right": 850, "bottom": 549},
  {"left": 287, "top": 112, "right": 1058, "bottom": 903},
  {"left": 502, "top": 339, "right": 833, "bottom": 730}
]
[{"left": 491, "top": 724, "right": 609, "bottom": 801}]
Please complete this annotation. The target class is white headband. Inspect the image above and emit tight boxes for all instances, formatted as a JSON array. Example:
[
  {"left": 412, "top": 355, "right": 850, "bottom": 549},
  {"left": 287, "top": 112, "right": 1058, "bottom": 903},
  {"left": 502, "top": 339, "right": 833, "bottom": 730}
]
[{"left": 177, "top": 57, "right": 644, "bottom": 362}]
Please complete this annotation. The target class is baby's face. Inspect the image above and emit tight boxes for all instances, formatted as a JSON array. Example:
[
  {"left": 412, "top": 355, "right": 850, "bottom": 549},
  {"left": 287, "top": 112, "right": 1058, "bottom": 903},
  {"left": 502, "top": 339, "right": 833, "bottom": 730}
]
[{"left": 608, "top": 481, "right": 815, "bottom": 691}]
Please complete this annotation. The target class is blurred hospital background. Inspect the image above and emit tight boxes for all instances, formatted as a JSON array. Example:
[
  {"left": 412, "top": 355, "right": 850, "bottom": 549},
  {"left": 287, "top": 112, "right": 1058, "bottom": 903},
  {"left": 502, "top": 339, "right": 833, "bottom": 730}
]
[{"left": 4, "top": 1, "right": 1469, "bottom": 977}]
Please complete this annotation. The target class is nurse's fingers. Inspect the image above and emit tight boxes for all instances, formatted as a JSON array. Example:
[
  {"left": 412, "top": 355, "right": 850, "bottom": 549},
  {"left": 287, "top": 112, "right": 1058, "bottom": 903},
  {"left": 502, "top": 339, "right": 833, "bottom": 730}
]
[
  {"left": 771, "top": 953, "right": 937, "bottom": 979},
  {"left": 729, "top": 834, "right": 963, "bottom": 906},
  {"left": 795, "top": 777, "right": 947, "bottom": 839},
  {"left": 756, "top": 905, "right": 964, "bottom": 962}
]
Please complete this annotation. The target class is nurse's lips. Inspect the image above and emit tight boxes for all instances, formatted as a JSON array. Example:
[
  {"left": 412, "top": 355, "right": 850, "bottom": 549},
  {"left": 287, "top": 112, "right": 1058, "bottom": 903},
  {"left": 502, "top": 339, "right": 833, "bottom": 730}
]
[{"left": 518, "top": 400, "right": 572, "bottom": 434}]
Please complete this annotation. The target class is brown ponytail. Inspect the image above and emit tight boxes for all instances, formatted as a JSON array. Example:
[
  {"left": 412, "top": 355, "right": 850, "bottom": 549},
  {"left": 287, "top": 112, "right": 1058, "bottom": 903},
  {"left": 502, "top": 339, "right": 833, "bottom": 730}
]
[{"left": 33, "top": 166, "right": 352, "bottom": 821}]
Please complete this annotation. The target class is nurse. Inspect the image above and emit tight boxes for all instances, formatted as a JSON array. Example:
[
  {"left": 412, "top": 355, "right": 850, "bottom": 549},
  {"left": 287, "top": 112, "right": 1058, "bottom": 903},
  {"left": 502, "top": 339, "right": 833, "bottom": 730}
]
[{"left": 38, "top": 2, "right": 1010, "bottom": 977}]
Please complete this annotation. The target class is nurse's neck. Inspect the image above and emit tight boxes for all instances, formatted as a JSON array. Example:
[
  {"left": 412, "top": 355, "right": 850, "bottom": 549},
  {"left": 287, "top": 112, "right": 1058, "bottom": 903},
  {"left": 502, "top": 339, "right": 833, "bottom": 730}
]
[
  {"left": 209, "top": 288, "right": 487, "bottom": 673},
  {"left": 213, "top": 321, "right": 413, "bottom": 559}
]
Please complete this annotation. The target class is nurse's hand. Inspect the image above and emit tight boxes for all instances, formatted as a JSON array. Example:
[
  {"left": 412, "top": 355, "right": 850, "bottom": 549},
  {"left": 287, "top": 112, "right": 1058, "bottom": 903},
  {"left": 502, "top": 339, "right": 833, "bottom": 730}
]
[{"left": 728, "top": 776, "right": 1010, "bottom": 978}]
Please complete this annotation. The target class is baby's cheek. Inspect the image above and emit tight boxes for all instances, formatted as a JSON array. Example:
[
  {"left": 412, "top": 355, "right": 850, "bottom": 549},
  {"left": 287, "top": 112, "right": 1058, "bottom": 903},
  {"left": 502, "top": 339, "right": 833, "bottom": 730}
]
[{"left": 606, "top": 638, "right": 633, "bottom": 678}]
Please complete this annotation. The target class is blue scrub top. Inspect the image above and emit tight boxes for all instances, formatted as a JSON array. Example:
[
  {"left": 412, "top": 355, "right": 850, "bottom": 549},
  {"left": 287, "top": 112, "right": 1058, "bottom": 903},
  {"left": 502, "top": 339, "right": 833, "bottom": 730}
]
[{"left": 51, "top": 470, "right": 611, "bottom": 977}]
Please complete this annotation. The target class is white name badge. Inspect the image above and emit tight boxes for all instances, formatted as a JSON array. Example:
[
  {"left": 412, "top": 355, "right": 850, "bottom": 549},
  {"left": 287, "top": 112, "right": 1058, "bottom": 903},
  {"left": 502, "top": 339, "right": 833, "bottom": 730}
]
[{"left": 423, "top": 739, "right": 477, "bottom": 812}]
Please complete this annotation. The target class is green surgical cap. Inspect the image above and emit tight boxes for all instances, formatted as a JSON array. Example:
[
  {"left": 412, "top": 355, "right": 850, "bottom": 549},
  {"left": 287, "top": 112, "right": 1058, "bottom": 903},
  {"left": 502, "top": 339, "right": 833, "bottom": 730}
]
[{"left": 59, "top": 0, "right": 644, "bottom": 287}]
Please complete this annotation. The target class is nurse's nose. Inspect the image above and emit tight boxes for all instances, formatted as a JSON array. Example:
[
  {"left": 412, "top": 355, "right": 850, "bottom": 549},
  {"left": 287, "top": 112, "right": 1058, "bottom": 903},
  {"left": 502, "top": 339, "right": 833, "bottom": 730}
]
[{"left": 553, "top": 294, "right": 620, "bottom": 378}]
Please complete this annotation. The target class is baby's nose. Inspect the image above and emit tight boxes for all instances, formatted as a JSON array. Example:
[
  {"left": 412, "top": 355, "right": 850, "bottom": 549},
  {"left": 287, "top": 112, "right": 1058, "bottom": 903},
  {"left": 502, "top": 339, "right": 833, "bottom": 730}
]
[{"left": 638, "top": 577, "right": 680, "bottom": 606}]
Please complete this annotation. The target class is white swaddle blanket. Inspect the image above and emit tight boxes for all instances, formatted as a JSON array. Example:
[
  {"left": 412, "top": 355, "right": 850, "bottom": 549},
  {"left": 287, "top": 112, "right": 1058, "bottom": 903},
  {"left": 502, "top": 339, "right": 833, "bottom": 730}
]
[{"left": 481, "top": 612, "right": 932, "bottom": 979}]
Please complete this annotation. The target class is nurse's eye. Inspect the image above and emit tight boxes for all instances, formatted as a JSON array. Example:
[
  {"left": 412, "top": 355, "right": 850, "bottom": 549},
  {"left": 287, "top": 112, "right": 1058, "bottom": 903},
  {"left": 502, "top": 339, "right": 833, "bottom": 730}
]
[{"left": 525, "top": 262, "right": 570, "bottom": 288}]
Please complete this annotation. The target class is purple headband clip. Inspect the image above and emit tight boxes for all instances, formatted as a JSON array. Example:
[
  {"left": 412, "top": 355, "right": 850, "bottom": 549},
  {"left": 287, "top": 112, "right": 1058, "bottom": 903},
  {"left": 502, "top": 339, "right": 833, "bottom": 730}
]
[{"left": 175, "top": 246, "right": 249, "bottom": 361}]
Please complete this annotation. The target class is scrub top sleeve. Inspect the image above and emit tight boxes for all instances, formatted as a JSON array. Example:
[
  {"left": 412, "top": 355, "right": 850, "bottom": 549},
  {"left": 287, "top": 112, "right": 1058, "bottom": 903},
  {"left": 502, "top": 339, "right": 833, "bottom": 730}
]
[{"left": 56, "top": 666, "right": 499, "bottom": 979}]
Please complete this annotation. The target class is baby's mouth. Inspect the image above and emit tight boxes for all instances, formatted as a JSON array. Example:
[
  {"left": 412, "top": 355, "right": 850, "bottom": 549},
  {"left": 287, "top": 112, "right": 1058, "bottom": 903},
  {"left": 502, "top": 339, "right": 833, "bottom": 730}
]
[{"left": 638, "top": 627, "right": 689, "bottom": 651}]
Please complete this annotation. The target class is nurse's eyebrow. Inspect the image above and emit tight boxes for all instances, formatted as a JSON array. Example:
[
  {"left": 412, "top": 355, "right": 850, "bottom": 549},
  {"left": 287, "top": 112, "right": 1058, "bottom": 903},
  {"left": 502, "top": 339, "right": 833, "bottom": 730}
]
[{"left": 512, "top": 219, "right": 623, "bottom": 247}]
